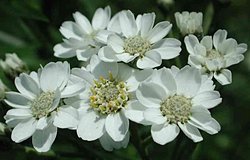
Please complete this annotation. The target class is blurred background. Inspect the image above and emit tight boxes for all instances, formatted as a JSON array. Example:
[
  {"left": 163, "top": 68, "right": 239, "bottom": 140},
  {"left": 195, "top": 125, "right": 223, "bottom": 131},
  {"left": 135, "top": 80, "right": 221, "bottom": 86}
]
[{"left": 0, "top": 0, "right": 249, "bottom": 159}]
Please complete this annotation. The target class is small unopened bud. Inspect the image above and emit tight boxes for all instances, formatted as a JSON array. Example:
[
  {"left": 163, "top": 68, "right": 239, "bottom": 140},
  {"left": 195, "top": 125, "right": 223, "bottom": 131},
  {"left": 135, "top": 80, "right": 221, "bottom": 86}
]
[
  {"left": 0, "top": 122, "right": 7, "bottom": 135},
  {"left": 0, "top": 79, "right": 8, "bottom": 100},
  {"left": 175, "top": 11, "right": 203, "bottom": 36},
  {"left": 0, "top": 53, "right": 28, "bottom": 79}
]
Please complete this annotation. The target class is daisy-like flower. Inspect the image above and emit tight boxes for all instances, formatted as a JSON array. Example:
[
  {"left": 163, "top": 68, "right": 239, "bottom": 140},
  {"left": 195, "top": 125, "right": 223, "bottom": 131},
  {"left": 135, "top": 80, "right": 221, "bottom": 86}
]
[
  {"left": 4, "top": 62, "right": 85, "bottom": 152},
  {"left": 54, "top": 6, "right": 112, "bottom": 61},
  {"left": 98, "top": 10, "right": 181, "bottom": 69},
  {"left": 70, "top": 55, "right": 152, "bottom": 151},
  {"left": 175, "top": 11, "right": 203, "bottom": 36},
  {"left": 184, "top": 29, "right": 248, "bottom": 85},
  {"left": 135, "top": 66, "right": 221, "bottom": 145}
]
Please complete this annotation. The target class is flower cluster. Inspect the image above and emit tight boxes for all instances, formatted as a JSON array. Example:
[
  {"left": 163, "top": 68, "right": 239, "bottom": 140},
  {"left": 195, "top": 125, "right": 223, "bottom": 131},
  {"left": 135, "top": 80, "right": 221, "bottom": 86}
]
[{"left": 1, "top": 6, "right": 247, "bottom": 153}]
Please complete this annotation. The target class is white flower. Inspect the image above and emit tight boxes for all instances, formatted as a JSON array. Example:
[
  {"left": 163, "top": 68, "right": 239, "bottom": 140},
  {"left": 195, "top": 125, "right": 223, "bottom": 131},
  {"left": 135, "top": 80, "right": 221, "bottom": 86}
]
[
  {"left": 98, "top": 10, "right": 181, "bottom": 69},
  {"left": 175, "top": 11, "right": 203, "bottom": 36},
  {"left": 70, "top": 55, "right": 152, "bottom": 151},
  {"left": 0, "top": 53, "right": 28, "bottom": 78},
  {"left": 4, "top": 62, "right": 85, "bottom": 152},
  {"left": 54, "top": 6, "right": 113, "bottom": 61},
  {"left": 184, "top": 29, "right": 248, "bottom": 85},
  {"left": 134, "top": 66, "right": 221, "bottom": 145}
]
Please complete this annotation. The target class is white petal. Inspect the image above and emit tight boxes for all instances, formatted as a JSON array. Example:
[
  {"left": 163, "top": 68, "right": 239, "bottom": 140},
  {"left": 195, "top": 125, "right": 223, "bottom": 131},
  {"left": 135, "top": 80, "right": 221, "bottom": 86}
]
[
  {"left": 98, "top": 46, "right": 119, "bottom": 62},
  {"left": 32, "top": 124, "right": 57, "bottom": 152},
  {"left": 144, "top": 108, "right": 166, "bottom": 125},
  {"left": 105, "top": 111, "right": 129, "bottom": 141},
  {"left": 152, "top": 38, "right": 181, "bottom": 59},
  {"left": 116, "top": 63, "right": 133, "bottom": 81},
  {"left": 184, "top": 35, "right": 200, "bottom": 55},
  {"left": 151, "top": 123, "right": 179, "bottom": 145},
  {"left": 218, "top": 38, "right": 237, "bottom": 55},
  {"left": 125, "top": 101, "right": 148, "bottom": 125},
  {"left": 76, "top": 48, "right": 98, "bottom": 61},
  {"left": 59, "top": 21, "right": 82, "bottom": 40},
  {"left": 36, "top": 117, "right": 48, "bottom": 130},
  {"left": 225, "top": 54, "right": 244, "bottom": 67},
  {"left": 201, "top": 36, "right": 213, "bottom": 50},
  {"left": 147, "top": 21, "right": 172, "bottom": 43},
  {"left": 92, "top": 6, "right": 111, "bottom": 30},
  {"left": 192, "top": 91, "right": 222, "bottom": 109},
  {"left": 140, "top": 13, "right": 155, "bottom": 37},
  {"left": 89, "top": 55, "right": 118, "bottom": 79},
  {"left": 53, "top": 106, "right": 79, "bottom": 129},
  {"left": 15, "top": 73, "right": 40, "bottom": 99},
  {"left": 119, "top": 10, "right": 137, "bottom": 37},
  {"left": 73, "top": 12, "right": 93, "bottom": 34},
  {"left": 53, "top": 42, "right": 77, "bottom": 58},
  {"left": 5, "top": 92, "right": 31, "bottom": 108},
  {"left": 175, "top": 66, "right": 201, "bottom": 97},
  {"left": 136, "top": 82, "right": 166, "bottom": 108},
  {"left": 77, "top": 110, "right": 105, "bottom": 141},
  {"left": 99, "top": 131, "right": 130, "bottom": 151},
  {"left": 137, "top": 51, "right": 162, "bottom": 69},
  {"left": 11, "top": 118, "right": 37, "bottom": 143},
  {"left": 178, "top": 122, "right": 203, "bottom": 142},
  {"left": 107, "top": 12, "right": 121, "bottom": 34},
  {"left": 213, "top": 29, "right": 227, "bottom": 50},
  {"left": 5, "top": 108, "right": 32, "bottom": 120},
  {"left": 40, "top": 62, "right": 70, "bottom": 92},
  {"left": 214, "top": 69, "right": 232, "bottom": 85},
  {"left": 107, "top": 34, "right": 124, "bottom": 53},
  {"left": 61, "top": 81, "right": 85, "bottom": 98},
  {"left": 116, "top": 53, "right": 136, "bottom": 63},
  {"left": 71, "top": 68, "right": 95, "bottom": 86},
  {"left": 95, "top": 30, "right": 113, "bottom": 44}
]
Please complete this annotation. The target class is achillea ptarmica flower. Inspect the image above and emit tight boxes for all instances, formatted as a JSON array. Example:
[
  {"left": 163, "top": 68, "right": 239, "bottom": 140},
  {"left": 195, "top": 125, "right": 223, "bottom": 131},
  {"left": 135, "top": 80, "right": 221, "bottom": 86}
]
[
  {"left": 0, "top": 53, "right": 28, "bottom": 78},
  {"left": 99, "top": 10, "right": 181, "bottom": 69},
  {"left": 135, "top": 66, "right": 221, "bottom": 145},
  {"left": 175, "top": 11, "right": 203, "bottom": 36},
  {"left": 184, "top": 29, "right": 248, "bottom": 85},
  {"left": 70, "top": 55, "right": 152, "bottom": 151},
  {"left": 54, "top": 6, "right": 112, "bottom": 61},
  {"left": 4, "top": 62, "right": 85, "bottom": 152}
]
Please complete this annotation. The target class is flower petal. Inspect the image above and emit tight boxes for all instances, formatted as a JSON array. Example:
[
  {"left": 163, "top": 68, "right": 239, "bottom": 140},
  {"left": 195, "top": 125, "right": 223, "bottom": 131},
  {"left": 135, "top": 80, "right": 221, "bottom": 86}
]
[
  {"left": 92, "top": 6, "right": 111, "bottom": 30},
  {"left": 5, "top": 92, "right": 31, "bottom": 108},
  {"left": 144, "top": 108, "right": 166, "bottom": 125},
  {"left": 213, "top": 29, "right": 227, "bottom": 50},
  {"left": 178, "top": 122, "right": 203, "bottom": 142},
  {"left": 151, "top": 123, "right": 179, "bottom": 145},
  {"left": 200, "top": 36, "right": 213, "bottom": 50},
  {"left": 184, "top": 35, "right": 199, "bottom": 55},
  {"left": 98, "top": 46, "right": 120, "bottom": 62},
  {"left": 53, "top": 106, "right": 79, "bottom": 129},
  {"left": 77, "top": 110, "right": 105, "bottom": 141},
  {"left": 136, "top": 82, "right": 166, "bottom": 108},
  {"left": 107, "top": 34, "right": 124, "bottom": 53},
  {"left": 192, "top": 91, "right": 222, "bottom": 109},
  {"left": 11, "top": 118, "right": 37, "bottom": 143},
  {"left": 40, "top": 62, "right": 70, "bottom": 92},
  {"left": 73, "top": 12, "right": 93, "bottom": 34},
  {"left": 125, "top": 101, "right": 148, "bottom": 125},
  {"left": 76, "top": 48, "right": 98, "bottom": 61},
  {"left": 147, "top": 21, "right": 172, "bottom": 43},
  {"left": 140, "top": 13, "right": 155, "bottom": 38},
  {"left": 137, "top": 51, "right": 162, "bottom": 69},
  {"left": 214, "top": 69, "right": 232, "bottom": 85},
  {"left": 119, "top": 10, "right": 137, "bottom": 37},
  {"left": 105, "top": 110, "right": 129, "bottom": 141},
  {"left": 32, "top": 124, "right": 57, "bottom": 152}
]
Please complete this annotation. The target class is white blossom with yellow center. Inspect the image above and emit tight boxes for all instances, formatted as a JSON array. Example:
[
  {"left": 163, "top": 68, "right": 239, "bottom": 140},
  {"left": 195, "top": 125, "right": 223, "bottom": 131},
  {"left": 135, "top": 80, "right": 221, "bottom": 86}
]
[
  {"left": 184, "top": 29, "right": 247, "bottom": 85},
  {"left": 4, "top": 62, "right": 85, "bottom": 152},
  {"left": 98, "top": 10, "right": 181, "bottom": 69},
  {"left": 134, "top": 66, "right": 222, "bottom": 145},
  {"left": 70, "top": 55, "right": 152, "bottom": 151}
]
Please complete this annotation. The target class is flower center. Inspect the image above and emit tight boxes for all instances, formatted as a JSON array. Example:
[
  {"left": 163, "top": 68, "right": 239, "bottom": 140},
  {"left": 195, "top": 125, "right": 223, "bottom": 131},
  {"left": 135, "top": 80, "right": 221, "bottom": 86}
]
[
  {"left": 206, "top": 49, "right": 222, "bottom": 60},
  {"left": 89, "top": 73, "right": 129, "bottom": 115},
  {"left": 160, "top": 95, "right": 192, "bottom": 124},
  {"left": 124, "top": 36, "right": 151, "bottom": 57},
  {"left": 31, "top": 92, "right": 55, "bottom": 119}
]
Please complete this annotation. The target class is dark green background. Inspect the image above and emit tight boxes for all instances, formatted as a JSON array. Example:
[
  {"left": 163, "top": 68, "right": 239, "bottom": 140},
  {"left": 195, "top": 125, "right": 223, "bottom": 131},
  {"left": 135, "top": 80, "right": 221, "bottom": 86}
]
[{"left": 0, "top": 0, "right": 249, "bottom": 159}]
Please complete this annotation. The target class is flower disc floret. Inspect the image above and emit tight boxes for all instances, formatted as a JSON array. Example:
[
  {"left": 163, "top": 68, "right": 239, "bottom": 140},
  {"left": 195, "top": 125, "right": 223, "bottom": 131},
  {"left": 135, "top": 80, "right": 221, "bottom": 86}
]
[
  {"left": 206, "top": 49, "right": 222, "bottom": 60},
  {"left": 124, "top": 36, "right": 151, "bottom": 57},
  {"left": 160, "top": 95, "right": 192, "bottom": 124},
  {"left": 31, "top": 92, "right": 55, "bottom": 119},
  {"left": 90, "top": 73, "right": 129, "bottom": 115}
]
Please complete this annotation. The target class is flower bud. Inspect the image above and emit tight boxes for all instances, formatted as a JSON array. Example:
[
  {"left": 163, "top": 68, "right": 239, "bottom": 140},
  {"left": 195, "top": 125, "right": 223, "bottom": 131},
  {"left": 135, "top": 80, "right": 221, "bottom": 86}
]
[
  {"left": 0, "top": 53, "right": 28, "bottom": 79},
  {"left": 175, "top": 11, "right": 203, "bottom": 36}
]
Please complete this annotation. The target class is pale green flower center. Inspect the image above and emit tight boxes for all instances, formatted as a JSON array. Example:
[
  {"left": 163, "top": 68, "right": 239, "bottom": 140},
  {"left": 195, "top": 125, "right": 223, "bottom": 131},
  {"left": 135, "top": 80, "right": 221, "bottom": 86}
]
[
  {"left": 31, "top": 92, "right": 55, "bottom": 119},
  {"left": 124, "top": 36, "right": 151, "bottom": 57},
  {"left": 160, "top": 95, "right": 192, "bottom": 124},
  {"left": 89, "top": 73, "right": 129, "bottom": 115},
  {"left": 206, "top": 49, "right": 222, "bottom": 60}
]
